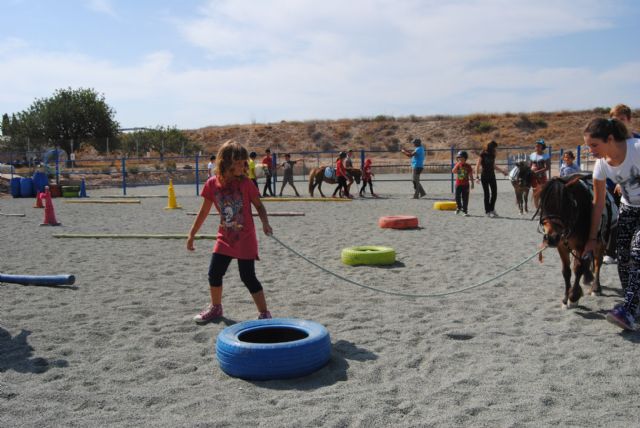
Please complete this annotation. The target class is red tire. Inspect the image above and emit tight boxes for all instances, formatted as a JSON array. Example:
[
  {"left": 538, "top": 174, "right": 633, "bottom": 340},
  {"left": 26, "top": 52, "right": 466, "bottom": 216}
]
[{"left": 378, "top": 215, "right": 419, "bottom": 229}]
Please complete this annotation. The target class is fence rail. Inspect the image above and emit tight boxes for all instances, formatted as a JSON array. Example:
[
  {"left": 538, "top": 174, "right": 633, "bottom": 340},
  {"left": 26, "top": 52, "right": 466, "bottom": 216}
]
[{"left": 1, "top": 145, "right": 590, "bottom": 195}]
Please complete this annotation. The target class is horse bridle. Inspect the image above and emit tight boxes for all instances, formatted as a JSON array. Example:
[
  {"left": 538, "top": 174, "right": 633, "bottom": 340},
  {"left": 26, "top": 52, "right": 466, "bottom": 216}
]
[{"left": 537, "top": 192, "right": 579, "bottom": 249}]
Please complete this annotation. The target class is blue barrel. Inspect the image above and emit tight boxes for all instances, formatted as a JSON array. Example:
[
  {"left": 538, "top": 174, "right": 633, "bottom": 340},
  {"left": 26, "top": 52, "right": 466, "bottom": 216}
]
[
  {"left": 20, "top": 177, "right": 34, "bottom": 198},
  {"left": 10, "top": 177, "right": 21, "bottom": 198},
  {"left": 32, "top": 171, "right": 48, "bottom": 193}
]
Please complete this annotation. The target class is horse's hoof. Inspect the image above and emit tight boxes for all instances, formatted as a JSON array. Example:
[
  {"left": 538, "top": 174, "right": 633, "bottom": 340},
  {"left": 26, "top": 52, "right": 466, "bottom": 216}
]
[
  {"left": 566, "top": 300, "right": 578, "bottom": 309},
  {"left": 589, "top": 290, "right": 602, "bottom": 297},
  {"left": 561, "top": 302, "right": 568, "bottom": 309}
]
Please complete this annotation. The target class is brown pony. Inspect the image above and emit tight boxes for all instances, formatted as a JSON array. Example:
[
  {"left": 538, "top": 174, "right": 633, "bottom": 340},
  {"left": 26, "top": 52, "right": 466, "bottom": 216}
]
[
  {"left": 509, "top": 161, "right": 533, "bottom": 215},
  {"left": 536, "top": 175, "right": 613, "bottom": 308},
  {"left": 308, "top": 167, "right": 362, "bottom": 197}
]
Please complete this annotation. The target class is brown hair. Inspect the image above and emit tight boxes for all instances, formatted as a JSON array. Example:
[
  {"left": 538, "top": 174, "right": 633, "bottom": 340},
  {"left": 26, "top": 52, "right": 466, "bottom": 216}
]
[
  {"left": 610, "top": 104, "right": 632, "bottom": 121},
  {"left": 583, "top": 118, "right": 629, "bottom": 143},
  {"left": 563, "top": 150, "right": 575, "bottom": 159},
  {"left": 215, "top": 140, "right": 249, "bottom": 185},
  {"left": 483, "top": 140, "right": 498, "bottom": 155}
]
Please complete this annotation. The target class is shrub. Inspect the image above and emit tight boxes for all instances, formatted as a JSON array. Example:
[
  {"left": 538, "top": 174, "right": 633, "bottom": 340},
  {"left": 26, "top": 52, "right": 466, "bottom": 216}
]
[
  {"left": 593, "top": 106, "right": 610, "bottom": 115},
  {"left": 154, "top": 162, "right": 162, "bottom": 170},
  {"left": 165, "top": 160, "right": 177, "bottom": 172},
  {"left": 101, "top": 167, "right": 112, "bottom": 175},
  {"left": 385, "top": 138, "right": 400, "bottom": 152},
  {"left": 514, "top": 115, "right": 548, "bottom": 132},
  {"left": 128, "top": 166, "right": 139, "bottom": 175},
  {"left": 183, "top": 164, "right": 192, "bottom": 170}
]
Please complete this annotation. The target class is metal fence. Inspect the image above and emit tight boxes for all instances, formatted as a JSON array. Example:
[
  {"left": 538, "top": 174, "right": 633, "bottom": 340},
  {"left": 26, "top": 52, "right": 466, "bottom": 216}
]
[{"left": 1, "top": 145, "right": 590, "bottom": 196}]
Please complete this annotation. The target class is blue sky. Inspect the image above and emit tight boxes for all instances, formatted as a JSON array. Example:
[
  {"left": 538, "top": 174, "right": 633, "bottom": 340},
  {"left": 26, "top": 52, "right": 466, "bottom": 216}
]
[{"left": 1, "top": 0, "right": 639, "bottom": 129}]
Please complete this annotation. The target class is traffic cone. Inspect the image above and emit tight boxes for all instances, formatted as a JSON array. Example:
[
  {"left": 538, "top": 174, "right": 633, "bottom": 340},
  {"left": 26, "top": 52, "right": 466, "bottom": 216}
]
[
  {"left": 164, "top": 179, "right": 182, "bottom": 209},
  {"left": 41, "top": 186, "right": 61, "bottom": 226},
  {"left": 79, "top": 178, "right": 87, "bottom": 197},
  {"left": 33, "top": 191, "right": 44, "bottom": 208}
]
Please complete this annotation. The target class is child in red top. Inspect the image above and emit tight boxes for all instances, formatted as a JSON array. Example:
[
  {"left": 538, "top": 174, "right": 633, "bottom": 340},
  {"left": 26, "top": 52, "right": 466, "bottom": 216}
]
[
  {"left": 261, "top": 148, "right": 275, "bottom": 197},
  {"left": 452, "top": 150, "right": 474, "bottom": 216},
  {"left": 359, "top": 158, "right": 378, "bottom": 197},
  {"left": 332, "top": 152, "right": 350, "bottom": 198},
  {"left": 187, "top": 140, "right": 273, "bottom": 323}
]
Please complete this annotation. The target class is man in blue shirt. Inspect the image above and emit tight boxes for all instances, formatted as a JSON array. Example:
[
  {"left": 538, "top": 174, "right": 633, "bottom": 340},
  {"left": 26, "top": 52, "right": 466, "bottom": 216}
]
[{"left": 401, "top": 138, "right": 426, "bottom": 199}]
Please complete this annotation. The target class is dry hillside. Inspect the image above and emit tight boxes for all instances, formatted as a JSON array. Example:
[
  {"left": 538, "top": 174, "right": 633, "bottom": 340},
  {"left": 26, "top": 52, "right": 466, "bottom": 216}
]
[{"left": 184, "top": 108, "right": 639, "bottom": 162}]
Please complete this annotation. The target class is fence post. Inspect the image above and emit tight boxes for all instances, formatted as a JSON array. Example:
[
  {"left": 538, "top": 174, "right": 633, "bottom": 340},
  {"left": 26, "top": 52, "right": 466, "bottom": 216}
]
[
  {"left": 559, "top": 148, "right": 564, "bottom": 172},
  {"left": 450, "top": 146, "right": 454, "bottom": 194},
  {"left": 577, "top": 145, "right": 581, "bottom": 168},
  {"left": 360, "top": 149, "right": 365, "bottom": 169},
  {"left": 195, "top": 152, "right": 200, "bottom": 196},
  {"left": 121, "top": 157, "right": 127, "bottom": 195},
  {"left": 548, "top": 145, "right": 552, "bottom": 179}
]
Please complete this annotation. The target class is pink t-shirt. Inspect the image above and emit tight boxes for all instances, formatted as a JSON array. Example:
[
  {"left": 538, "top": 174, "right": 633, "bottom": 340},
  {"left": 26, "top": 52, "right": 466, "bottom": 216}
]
[{"left": 201, "top": 176, "right": 260, "bottom": 259}]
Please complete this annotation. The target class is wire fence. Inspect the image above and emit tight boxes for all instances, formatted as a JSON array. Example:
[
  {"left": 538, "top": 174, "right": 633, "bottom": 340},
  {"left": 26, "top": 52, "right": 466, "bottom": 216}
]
[{"left": 1, "top": 145, "right": 591, "bottom": 196}]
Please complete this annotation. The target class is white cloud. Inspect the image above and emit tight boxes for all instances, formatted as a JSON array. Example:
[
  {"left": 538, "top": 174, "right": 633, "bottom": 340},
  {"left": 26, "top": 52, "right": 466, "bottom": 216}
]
[
  {"left": 0, "top": 1, "right": 635, "bottom": 128},
  {"left": 86, "top": 0, "right": 118, "bottom": 18}
]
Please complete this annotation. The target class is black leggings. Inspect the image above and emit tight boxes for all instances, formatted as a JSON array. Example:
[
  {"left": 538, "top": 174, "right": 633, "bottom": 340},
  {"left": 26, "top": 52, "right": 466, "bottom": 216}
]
[
  {"left": 333, "top": 176, "right": 349, "bottom": 197},
  {"left": 208, "top": 253, "right": 263, "bottom": 294},
  {"left": 615, "top": 204, "right": 640, "bottom": 314},
  {"left": 481, "top": 174, "right": 497, "bottom": 214},
  {"left": 263, "top": 175, "right": 274, "bottom": 196},
  {"left": 360, "top": 179, "right": 374, "bottom": 195},
  {"left": 455, "top": 185, "right": 470, "bottom": 212}
]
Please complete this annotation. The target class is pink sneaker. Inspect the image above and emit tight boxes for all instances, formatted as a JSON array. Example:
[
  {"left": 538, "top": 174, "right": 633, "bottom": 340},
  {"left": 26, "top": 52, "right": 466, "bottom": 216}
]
[
  {"left": 258, "top": 311, "right": 272, "bottom": 320},
  {"left": 193, "top": 304, "right": 223, "bottom": 324}
]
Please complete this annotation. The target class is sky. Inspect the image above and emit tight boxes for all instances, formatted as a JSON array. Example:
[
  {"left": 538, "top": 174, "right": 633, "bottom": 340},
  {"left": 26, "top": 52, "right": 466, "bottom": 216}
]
[{"left": 1, "top": 0, "right": 639, "bottom": 129}]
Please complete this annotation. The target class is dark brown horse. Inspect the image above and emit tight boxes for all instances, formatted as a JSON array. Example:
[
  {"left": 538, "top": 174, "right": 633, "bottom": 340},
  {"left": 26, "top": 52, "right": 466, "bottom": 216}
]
[
  {"left": 308, "top": 167, "right": 362, "bottom": 197},
  {"left": 509, "top": 161, "right": 532, "bottom": 215},
  {"left": 536, "top": 175, "right": 613, "bottom": 308}
]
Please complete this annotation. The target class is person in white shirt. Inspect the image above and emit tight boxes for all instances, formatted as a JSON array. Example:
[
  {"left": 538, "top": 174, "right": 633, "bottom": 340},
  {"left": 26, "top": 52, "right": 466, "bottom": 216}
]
[
  {"left": 583, "top": 117, "right": 640, "bottom": 330},
  {"left": 207, "top": 155, "right": 216, "bottom": 178}
]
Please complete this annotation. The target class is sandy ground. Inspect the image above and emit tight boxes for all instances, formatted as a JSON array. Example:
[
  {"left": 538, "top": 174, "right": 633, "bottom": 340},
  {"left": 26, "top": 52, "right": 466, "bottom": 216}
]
[{"left": 1, "top": 174, "right": 639, "bottom": 427}]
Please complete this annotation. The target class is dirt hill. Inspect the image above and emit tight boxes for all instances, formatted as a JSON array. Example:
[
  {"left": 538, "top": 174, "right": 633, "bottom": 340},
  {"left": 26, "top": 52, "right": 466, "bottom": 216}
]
[{"left": 183, "top": 108, "right": 639, "bottom": 162}]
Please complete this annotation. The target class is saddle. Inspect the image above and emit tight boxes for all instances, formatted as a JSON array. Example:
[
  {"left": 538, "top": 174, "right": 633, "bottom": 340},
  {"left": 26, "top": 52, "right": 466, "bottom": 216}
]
[
  {"left": 324, "top": 166, "right": 335, "bottom": 179},
  {"left": 575, "top": 175, "right": 618, "bottom": 242}
]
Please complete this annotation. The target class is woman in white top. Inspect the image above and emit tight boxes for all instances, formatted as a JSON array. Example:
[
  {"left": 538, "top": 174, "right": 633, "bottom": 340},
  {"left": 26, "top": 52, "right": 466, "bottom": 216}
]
[{"left": 583, "top": 118, "right": 640, "bottom": 330}]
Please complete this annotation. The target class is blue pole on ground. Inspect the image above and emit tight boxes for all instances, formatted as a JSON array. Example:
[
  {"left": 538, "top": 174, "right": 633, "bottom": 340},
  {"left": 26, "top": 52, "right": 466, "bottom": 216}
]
[
  {"left": 547, "top": 145, "right": 552, "bottom": 179},
  {"left": 195, "top": 153, "right": 200, "bottom": 196},
  {"left": 121, "top": 157, "right": 127, "bottom": 195},
  {"left": 577, "top": 145, "right": 581, "bottom": 168},
  {"left": 450, "top": 147, "right": 454, "bottom": 194},
  {"left": 559, "top": 148, "right": 564, "bottom": 171},
  {"left": 360, "top": 149, "right": 365, "bottom": 169}
]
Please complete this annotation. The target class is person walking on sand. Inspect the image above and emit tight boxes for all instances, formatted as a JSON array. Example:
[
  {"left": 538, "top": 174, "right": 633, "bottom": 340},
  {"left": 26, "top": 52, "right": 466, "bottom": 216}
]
[
  {"left": 401, "top": 138, "right": 426, "bottom": 199},
  {"left": 359, "top": 158, "right": 378, "bottom": 197},
  {"left": 278, "top": 153, "right": 303, "bottom": 197},
  {"left": 207, "top": 155, "right": 216, "bottom": 178},
  {"left": 332, "top": 151, "right": 350, "bottom": 198},
  {"left": 261, "top": 148, "right": 275, "bottom": 197},
  {"left": 582, "top": 118, "right": 640, "bottom": 330},
  {"left": 452, "top": 150, "right": 474, "bottom": 216},
  {"left": 187, "top": 140, "right": 273, "bottom": 323},
  {"left": 475, "top": 140, "right": 507, "bottom": 217},
  {"left": 248, "top": 151, "right": 259, "bottom": 189}
]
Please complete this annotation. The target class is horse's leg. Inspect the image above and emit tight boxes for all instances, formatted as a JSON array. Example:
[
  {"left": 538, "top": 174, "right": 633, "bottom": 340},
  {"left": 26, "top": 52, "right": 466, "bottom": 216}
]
[
  {"left": 318, "top": 180, "right": 325, "bottom": 198},
  {"left": 524, "top": 188, "right": 530, "bottom": 213},
  {"left": 567, "top": 256, "right": 585, "bottom": 308},
  {"left": 558, "top": 245, "right": 572, "bottom": 308},
  {"left": 517, "top": 189, "right": 524, "bottom": 215},
  {"left": 309, "top": 175, "right": 315, "bottom": 197}
]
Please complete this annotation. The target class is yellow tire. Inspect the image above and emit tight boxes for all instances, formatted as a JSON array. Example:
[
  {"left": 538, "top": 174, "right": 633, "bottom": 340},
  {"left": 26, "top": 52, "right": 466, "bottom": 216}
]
[
  {"left": 433, "top": 201, "right": 457, "bottom": 211},
  {"left": 341, "top": 246, "right": 396, "bottom": 266}
]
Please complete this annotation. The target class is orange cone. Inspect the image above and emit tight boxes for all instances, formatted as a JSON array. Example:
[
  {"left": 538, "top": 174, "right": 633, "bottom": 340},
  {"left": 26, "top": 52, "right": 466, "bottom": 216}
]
[
  {"left": 41, "top": 186, "right": 61, "bottom": 226},
  {"left": 33, "top": 192, "right": 44, "bottom": 208}
]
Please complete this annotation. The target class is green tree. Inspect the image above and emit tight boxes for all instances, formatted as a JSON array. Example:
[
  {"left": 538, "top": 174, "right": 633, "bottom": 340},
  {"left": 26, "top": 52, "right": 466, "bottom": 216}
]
[
  {"left": 1, "top": 113, "right": 10, "bottom": 136},
  {"left": 9, "top": 87, "right": 120, "bottom": 154}
]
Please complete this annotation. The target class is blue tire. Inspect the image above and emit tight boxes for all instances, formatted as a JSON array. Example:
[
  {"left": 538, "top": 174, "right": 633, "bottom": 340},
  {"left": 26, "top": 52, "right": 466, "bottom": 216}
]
[{"left": 216, "top": 318, "right": 331, "bottom": 380}]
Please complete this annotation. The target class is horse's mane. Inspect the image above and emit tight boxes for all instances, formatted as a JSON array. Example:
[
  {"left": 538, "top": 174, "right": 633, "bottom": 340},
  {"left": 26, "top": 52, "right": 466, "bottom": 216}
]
[{"left": 536, "top": 176, "right": 592, "bottom": 232}]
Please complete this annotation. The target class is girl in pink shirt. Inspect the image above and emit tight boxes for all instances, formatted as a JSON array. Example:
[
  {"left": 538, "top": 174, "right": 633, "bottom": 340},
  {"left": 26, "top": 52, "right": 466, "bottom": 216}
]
[{"left": 187, "top": 140, "right": 273, "bottom": 323}]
